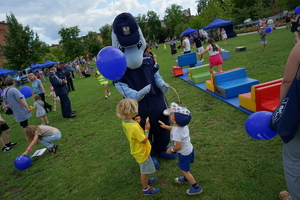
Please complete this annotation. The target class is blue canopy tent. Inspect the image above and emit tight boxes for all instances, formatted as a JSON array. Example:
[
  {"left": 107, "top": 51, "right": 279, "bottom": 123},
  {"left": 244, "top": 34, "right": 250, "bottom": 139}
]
[
  {"left": 30, "top": 60, "right": 59, "bottom": 70},
  {"left": 181, "top": 28, "right": 199, "bottom": 37},
  {"left": 0, "top": 68, "right": 18, "bottom": 77},
  {"left": 203, "top": 17, "right": 234, "bottom": 38}
]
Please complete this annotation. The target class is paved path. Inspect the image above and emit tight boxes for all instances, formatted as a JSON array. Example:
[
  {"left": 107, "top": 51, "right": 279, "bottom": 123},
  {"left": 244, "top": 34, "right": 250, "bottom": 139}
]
[{"left": 237, "top": 26, "right": 286, "bottom": 36}]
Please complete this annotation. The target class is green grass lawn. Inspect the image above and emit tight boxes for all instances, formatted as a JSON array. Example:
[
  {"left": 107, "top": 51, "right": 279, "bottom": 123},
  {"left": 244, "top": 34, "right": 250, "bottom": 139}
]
[{"left": 0, "top": 28, "right": 296, "bottom": 200}]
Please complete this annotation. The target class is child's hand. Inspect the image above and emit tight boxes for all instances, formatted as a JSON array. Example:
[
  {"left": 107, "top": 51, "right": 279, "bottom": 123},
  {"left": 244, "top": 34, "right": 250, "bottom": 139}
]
[
  {"left": 133, "top": 116, "right": 141, "bottom": 124},
  {"left": 166, "top": 148, "right": 172, "bottom": 154},
  {"left": 145, "top": 117, "right": 150, "bottom": 130},
  {"left": 158, "top": 120, "right": 166, "bottom": 129}
]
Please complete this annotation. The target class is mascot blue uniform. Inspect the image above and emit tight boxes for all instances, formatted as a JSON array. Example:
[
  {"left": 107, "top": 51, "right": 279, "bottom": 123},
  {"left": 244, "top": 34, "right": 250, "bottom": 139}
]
[{"left": 112, "top": 13, "right": 175, "bottom": 159}]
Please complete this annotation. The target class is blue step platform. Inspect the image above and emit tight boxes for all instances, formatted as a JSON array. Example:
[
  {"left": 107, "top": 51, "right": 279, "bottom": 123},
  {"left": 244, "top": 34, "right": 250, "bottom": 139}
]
[{"left": 177, "top": 68, "right": 254, "bottom": 115}]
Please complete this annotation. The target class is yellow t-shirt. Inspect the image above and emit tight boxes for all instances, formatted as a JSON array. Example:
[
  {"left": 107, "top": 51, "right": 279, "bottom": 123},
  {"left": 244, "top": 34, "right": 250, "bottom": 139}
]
[{"left": 122, "top": 121, "right": 151, "bottom": 163}]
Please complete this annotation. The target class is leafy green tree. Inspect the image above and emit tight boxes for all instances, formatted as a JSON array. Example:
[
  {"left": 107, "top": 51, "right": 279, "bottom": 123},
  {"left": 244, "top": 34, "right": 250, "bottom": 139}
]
[
  {"left": 50, "top": 46, "right": 66, "bottom": 62},
  {"left": 39, "top": 53, "right": 58, "bottom": 64},
  {"left": 83, "top": 31, "right": 102, "bottom": 58},
  {"left": 174, "top": 22, "right": 190, "bottom": 39},
  {"left": 99, "top": 24, "right": 112, "bottom": 47},
  {"left": 146, "top": 11, "right": 162, "bottom": 42},
  {"left": 253, "top": 0, "right": 273, "bottom": 19},
  {"left": 136, "top": 14, "right": 148, "bottom": 39},
  {"left": 193, "top": 0, "right": 224, "bottom": 28},
  {"left": 222, "top": 0, "right": 235, "bottom": 20},
  {"left": 196, "top": 0, "right": 209, "bottom": 14},
  {"left": 164, "top": 4, "right": 185, "bottom": 37},
  {"left": 0, "top": 13, "right": 45, "bottom": 70},
  {"left": 58, "top": 26, "right": 84, "bottom": 61}
]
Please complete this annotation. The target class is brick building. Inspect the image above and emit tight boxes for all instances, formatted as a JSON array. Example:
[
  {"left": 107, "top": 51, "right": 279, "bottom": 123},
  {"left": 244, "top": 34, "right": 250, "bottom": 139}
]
[{"left": 0, "top": 21, "right": 8, "bottom": 68}]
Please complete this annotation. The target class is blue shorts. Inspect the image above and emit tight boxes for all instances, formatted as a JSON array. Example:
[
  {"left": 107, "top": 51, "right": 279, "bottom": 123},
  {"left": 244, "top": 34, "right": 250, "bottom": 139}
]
[{"left": 178, "top": 149, "right": 194, "bottom": 172}]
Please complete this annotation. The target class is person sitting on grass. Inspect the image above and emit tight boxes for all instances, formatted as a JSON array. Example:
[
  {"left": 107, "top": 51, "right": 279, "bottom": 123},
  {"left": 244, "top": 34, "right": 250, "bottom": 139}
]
[
  {"left": 22, "top": 125, "right": 61, "bottom": 155},
  {"left": 116, "top": 98, "right": 160, "bottom": 196},
  {"left": 197, "top": 38, "right": 223, "bottom": 74},
  {"left": 158, "top": 102, "right": 203, "bottom": 196}
]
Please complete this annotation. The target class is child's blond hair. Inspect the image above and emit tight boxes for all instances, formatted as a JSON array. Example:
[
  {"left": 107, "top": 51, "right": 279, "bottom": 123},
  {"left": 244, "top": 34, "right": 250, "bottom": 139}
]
[
  {"left": 116, "top": 98, "right": 138, "bottom": 120},
  {"left": 33, "top": 94, "right": 41, "bottom": 101}
]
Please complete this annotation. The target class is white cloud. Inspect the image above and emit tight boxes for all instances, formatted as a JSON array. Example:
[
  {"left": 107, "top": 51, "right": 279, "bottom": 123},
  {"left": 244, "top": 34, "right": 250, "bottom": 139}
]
[{"left": 0, "top": 0, "right": 198, "bottom": 45}]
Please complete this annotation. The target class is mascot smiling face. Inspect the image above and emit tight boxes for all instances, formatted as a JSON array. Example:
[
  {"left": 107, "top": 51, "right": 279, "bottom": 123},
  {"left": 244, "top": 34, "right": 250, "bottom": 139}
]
[{"left": 112, "top": 13, "right": 146, "bottom": 69}]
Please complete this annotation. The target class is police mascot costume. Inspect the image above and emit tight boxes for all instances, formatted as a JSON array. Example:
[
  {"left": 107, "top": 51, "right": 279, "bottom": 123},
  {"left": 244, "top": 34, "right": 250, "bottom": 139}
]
[{"left": 112, "top": 13, "right": 176, "bottom": 161}]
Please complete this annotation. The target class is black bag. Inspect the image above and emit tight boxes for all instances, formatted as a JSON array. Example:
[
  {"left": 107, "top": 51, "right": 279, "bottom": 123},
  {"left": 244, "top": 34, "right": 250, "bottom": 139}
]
[
  {"left": 4, "top": 88, "right": 13, "bottom": 115},
  {"left": 269, "top": 65, "right": 300, "bottom": 143},
  {"left": 4, "top": 106, "right": 13, "bottom": 115}
]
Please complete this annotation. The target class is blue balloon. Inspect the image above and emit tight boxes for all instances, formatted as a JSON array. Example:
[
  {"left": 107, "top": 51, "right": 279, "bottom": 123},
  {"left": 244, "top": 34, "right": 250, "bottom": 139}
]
[
  {"left": 245, "top": 111, "right": 278, "bottom": 140},
  {"left": 295, "top": 6, "right": 300, "bottom": 14},
  {"left": 20, "top": 86, "right": 32, "bottom": 98},
  {"left": 151, "top": 157, "right": 160, "bottom": 170},
  {"left": 96, "top": 46, "right": 127, "bottom": 81},
  {"left": 14, "top": 155, "right": 32, "bottom": 170},
  {"left": 265, "top": 27, "right": 272, "bottom": 33}
]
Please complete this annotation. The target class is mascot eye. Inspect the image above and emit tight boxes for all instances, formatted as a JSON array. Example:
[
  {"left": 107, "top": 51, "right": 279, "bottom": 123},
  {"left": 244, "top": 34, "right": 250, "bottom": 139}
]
[
  {"left": 118, "top": 45, "right": 125, "bottom": 53},
  {"left": 137, "top": 41, "right": 142, "bottom": 49}
]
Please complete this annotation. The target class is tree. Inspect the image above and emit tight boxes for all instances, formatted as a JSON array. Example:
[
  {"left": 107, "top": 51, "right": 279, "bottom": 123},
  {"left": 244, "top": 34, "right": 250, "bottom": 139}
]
[
  {"left": 99, "top": 24, "right": 112, "bottom": 47},
  {"left": 39, "top": 53, "right": 58, "bottom": 64},
  {"left": 50, "top": 46, "right": 66, "bottom": 62},
  {"left": 222, "top": 0, "right": 235, "bottom": 20},
  {"left": 146, "top": 11, "right": 162, "bottom": 42},
  {"left": 0, "top": 13, "right": 45, "bottom": 71},
  {"left": 174, "top": 22, "right": 190, "bottom": 39},
  {"left": 196, "top": 0, "right": 209, "bottom": 14},
  {"left": 58, "top": 26, "right": 84, "bottom": 61},
  {"left": 193, "top": 0, "right": 224, "bottom": 29},
  {"left": 252, "top": 0, "right": 273, "bottom": 19},
  {"left": 136, "top": 14, "right": 148, "bottom": 39},
  {"left": 83, "top": 31, "right": 102, "bottom": 58},
  {"left": 164, "top": 4, "right": 185, "bottom": 37}
]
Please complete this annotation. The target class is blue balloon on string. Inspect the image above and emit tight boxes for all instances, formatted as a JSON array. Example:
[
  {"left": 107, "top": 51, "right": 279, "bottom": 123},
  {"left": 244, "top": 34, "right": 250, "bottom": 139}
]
[
  {"left": 265, "top": 27, "right": 272, "bottom": 33},
  {"left": 295, "top": 6, "right": 300, "bottom": 14},
  {"left": 14, "top": 155, "right": 32, "bottom": 170},
  {"left": 96, "top": 46, "right": 127, "bottom": 81},
  {"left": 245, "top": 111, "right": 278, "bottom": 140},
  {"left": 20, "top": 86, "right": 32, "bottom": 98}
]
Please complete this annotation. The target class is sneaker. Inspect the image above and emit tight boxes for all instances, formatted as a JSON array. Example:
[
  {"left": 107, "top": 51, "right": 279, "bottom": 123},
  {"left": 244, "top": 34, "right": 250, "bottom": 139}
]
[
  {"left": 186, "top": 186, "right": 203, "bottom": 195},
  {"left": 148, "top": 177, "right": 157, "bottom": 184},
  {"left": 142, "top": 186, "right": 160, "bottom": 196},
  {"left": 200, "top": 58, "right": 204, "bottom": 62},
  {"left": 175, "top": 176, "right": 189, "bottom": 184},
  {"left": 105, "top": 96, "right": 108, "bottom": 99},
  {"left": 108, "top": 92, "right": 111, "bottom": 96},
  {"left": 2, "top": 146, "right": 13, "bottom": 152},
  {"left": 6, "top": 142, "right": 18, "bottom": 147}
]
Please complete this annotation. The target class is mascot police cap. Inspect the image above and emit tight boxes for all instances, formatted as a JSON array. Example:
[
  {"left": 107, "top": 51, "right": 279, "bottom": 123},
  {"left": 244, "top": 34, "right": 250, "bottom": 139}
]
[{"left": 113, "top": 13, "right": 140, "bottom": 47}]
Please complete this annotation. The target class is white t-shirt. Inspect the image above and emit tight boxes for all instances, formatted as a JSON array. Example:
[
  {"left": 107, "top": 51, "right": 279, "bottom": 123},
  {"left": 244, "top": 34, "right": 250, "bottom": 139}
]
[
  {"left": 208, "top": 44, "right": 220, "bottom": 56},
  {"left": 183, "top": 38, "right": 190, "bottom": 52},
  {"left": 171, "top": 126, "right": 193, "bottom": 155}
]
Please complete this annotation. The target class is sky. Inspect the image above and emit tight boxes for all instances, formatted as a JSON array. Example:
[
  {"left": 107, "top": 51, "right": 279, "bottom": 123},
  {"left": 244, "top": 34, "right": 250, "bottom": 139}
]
[{"left": 0, "top": 0, "right": 198, "bottom": 45}]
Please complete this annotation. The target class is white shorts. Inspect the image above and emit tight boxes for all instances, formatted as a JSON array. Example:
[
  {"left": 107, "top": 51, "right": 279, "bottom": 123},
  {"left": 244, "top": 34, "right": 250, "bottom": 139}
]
[{"left": 197, "top": 46, "right": 204, "bottom": 53}]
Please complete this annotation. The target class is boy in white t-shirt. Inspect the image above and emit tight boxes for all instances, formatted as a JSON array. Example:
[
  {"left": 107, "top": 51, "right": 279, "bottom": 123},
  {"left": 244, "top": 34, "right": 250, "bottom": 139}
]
[{"left": 159, "top": 102, "right": 202, "bottom": 196}]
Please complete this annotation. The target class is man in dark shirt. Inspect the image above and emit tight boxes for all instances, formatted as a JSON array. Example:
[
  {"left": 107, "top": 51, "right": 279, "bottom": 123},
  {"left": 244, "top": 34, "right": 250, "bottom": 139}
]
[{"left": 48, "top": 62, "right": 76, "bottom": 118}]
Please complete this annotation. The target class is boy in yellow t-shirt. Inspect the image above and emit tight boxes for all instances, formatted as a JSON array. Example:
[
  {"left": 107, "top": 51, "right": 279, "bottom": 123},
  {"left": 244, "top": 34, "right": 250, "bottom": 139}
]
[{"left": 117, "top": 98, "right": 160, "bottom": 196}]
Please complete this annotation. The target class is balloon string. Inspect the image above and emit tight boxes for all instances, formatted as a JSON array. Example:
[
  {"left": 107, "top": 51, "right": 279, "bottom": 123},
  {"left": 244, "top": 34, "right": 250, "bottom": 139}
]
[{"left": 169, "top": 86, "right": 181, "bottom": 105}]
